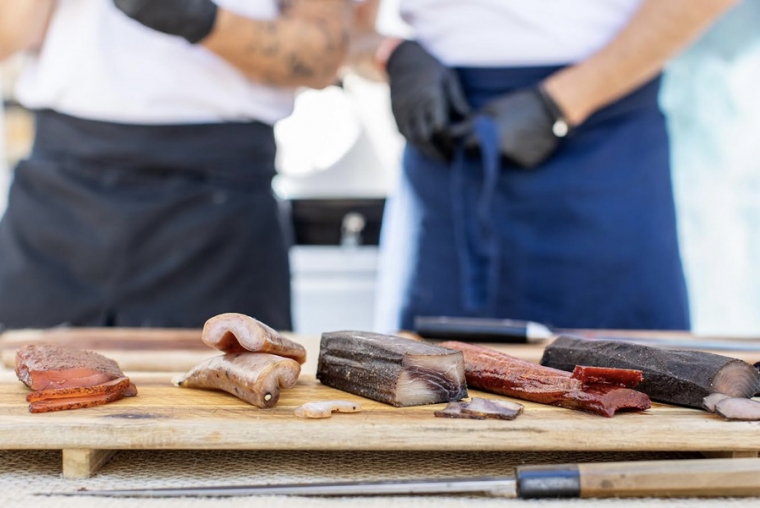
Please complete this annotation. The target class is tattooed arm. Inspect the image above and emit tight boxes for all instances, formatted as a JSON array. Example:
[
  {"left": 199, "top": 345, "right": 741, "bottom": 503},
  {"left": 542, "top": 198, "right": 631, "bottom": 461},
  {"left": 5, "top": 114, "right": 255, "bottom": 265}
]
[
  {"left": 343, "top": 0, "right": 386, "bottom": 81},
  {"left": 202, "top": 0, "right": 353, "bottom": 89}
]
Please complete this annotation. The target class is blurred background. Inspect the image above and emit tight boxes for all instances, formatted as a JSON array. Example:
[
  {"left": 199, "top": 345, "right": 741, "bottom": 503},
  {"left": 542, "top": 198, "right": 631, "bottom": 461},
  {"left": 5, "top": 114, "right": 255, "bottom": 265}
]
[{"left": 1, "top": 1, "right": 759, "bottom": 336}]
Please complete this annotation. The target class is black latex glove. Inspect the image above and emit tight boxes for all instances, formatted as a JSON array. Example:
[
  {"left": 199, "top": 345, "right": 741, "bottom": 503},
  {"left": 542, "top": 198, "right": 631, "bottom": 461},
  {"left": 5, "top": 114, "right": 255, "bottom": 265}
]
[
  {"left": 113, "top": 0, "right": 218, "bottom": 44},
  {"left": 386, "top": 40, "right": 471, "bottom": 162},
  {"left": 461, "top": 86, "right": 571, "bottom": 169}
]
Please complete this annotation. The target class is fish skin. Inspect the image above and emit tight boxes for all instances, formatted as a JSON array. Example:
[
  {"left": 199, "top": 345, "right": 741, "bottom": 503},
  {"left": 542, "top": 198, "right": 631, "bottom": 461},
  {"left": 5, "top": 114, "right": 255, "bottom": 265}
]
[{"left": 541, "top": 336, "right": 760, "bottom": 409}]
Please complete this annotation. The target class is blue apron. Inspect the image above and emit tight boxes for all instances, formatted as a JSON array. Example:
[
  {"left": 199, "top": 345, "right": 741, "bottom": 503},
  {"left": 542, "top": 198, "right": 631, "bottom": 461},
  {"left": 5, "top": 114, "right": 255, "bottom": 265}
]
[{"left": 375, "top": 66, "right": 690, "bottom": 332}]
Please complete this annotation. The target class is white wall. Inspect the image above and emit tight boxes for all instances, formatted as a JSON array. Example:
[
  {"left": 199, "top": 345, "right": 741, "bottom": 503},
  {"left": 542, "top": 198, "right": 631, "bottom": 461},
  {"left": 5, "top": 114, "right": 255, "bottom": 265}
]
[{"left": 662, "top": 2, "right": 760, "bottom": 335}]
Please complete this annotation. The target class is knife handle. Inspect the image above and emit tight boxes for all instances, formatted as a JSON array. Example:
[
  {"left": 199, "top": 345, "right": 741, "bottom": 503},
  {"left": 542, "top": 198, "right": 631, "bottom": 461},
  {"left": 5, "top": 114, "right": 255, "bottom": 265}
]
[
  {"left": 517, "top": 458, "right": 760, "bottom": 499},
  {"left": 413, "top": 316, "right": 531, "bottom": 343}
]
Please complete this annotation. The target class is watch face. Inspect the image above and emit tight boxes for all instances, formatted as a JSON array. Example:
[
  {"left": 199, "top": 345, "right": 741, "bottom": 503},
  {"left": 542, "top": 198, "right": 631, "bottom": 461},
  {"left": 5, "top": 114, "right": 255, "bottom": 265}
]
[{"left": 552, "top": 120, "right": 569, "bottom": 138}]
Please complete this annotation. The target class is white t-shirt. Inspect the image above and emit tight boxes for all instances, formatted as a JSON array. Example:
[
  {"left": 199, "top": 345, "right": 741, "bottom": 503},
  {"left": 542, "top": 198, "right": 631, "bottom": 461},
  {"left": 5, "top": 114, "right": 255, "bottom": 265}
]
[
  {"left": 396, "top": 0, "right": 645, "bottom": 67},
  {"left": 16, "top": 0, "right": 296, "bottom": 125}
]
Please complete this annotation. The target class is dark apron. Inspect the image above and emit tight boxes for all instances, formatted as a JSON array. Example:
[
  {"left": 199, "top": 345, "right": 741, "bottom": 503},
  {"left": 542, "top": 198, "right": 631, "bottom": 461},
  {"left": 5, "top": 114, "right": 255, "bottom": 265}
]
[
  {"left": 0, "top": 110, "right": 292, "bottom": 330},
  {"left": 378, "top": 66, "right": 690, "bottom": 332}
]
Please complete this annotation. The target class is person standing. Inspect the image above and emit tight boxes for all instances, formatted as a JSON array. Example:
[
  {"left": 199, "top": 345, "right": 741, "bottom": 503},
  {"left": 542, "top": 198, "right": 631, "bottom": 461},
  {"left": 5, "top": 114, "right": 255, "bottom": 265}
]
[
  {"left": 372, "top": 0, "right": 739, "bottom": 332},
  {"left": 0, "top": 0, "right": 356, "bottom": 330}
]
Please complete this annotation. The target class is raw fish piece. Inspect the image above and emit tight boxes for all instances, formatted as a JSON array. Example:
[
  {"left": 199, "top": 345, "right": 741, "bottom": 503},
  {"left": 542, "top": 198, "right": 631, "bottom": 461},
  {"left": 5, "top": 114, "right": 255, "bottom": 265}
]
[
  {"left": 317, "top": 331, "right": 468, "bottom": 407},
  {"left": 442, "top": 341, "right": 650, "bottom": 418},
  {"left": 541, "top": 336, "right": 760, "bottom": 409},
  {"left": 715, "top": 398, "right": 760, "bottom": 421},
  {"left": 174, "top": 353, "right": 300, "bottom": 408},
  {"left": 202, "top": 313, "right": 306, "bottom": 364},
  {"left": 702, "top": 393, "right": 731, "bottom": 413},
  {"left": 294, "top": 400, "right": 362, "bottom": 419}
]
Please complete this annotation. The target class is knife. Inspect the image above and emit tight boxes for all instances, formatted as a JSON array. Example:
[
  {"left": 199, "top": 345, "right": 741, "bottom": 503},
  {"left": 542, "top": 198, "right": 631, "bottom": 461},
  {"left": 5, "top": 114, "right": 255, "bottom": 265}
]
[
  {"left": 413, "top": 315, "right": 760, "bottom": 352},
  {"left": 40, "top": 458, "right": 760, "bottom": 498}
]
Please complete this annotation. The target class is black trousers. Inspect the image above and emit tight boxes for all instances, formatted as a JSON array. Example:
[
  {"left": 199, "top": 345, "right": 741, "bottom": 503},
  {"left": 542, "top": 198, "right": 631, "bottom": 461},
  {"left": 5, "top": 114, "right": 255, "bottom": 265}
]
[{"left": 0, "top": 110, "right": 292, "bottom": 330}]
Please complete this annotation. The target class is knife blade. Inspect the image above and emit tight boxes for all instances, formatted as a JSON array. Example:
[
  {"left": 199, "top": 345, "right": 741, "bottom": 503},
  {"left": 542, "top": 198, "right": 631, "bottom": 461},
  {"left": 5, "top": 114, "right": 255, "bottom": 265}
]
[
  {"left": 413, "top": 315, "right": 760, "bottom": 352},
  {"left": 40, "top": 458, "right": 760, "bottom": 498}
]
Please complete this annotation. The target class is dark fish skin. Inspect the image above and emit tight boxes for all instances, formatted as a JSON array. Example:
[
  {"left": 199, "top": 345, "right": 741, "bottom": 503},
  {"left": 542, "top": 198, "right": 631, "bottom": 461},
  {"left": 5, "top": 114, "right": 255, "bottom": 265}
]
[
  {"left": 541, "top": 336, "right": 760, "bottom": 409},
  {"left": 316, "top": 331, "right": 468, "bottom": 407}
]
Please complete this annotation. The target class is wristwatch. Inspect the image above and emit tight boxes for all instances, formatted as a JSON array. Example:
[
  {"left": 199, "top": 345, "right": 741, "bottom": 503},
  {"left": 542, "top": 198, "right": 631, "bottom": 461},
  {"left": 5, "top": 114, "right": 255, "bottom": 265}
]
[{"left": 537, "top": 84, "right": 571, "bottom": 138}]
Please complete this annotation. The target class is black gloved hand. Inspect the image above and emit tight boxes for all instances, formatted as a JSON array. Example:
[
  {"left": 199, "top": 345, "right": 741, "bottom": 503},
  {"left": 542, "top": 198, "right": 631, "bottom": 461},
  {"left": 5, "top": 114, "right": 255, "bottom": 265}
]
[
  {"left": 113, "top": 0, "right": 218, "bottom": 44},
  {"left": 386, "top": 40, "right": 471, "bottom": 162},
  {"left": 468, "top": 86, "right": 571, "bottom": 169}
]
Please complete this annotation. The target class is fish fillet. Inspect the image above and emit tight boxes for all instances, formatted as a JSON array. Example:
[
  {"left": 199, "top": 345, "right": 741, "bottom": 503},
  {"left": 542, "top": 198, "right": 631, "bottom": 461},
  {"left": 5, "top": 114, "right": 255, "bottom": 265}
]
[{"left": 317, "top": 331, "right": 468, "bottom": 407}]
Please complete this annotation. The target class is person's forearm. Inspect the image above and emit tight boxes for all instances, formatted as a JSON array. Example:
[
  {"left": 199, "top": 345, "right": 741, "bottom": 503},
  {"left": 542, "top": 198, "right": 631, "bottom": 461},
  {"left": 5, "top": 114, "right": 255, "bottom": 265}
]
[
  {"left": 343, "top": 0, "right": 387, "bottom": 82},
  {"left": 0, "top": 0, "right": 55, "bottom": 61},
  {"left": 202, "top": 0, "right": 352, "bottom": 89},
  {"left": 543, "top": 0, "right": 739, "bottom": 125}
]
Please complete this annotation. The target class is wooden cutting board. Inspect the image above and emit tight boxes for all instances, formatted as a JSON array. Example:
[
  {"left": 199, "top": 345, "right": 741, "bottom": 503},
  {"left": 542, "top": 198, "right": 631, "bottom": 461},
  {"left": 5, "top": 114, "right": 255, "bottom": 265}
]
[{"left": 1, "top": 370, "right": 758, "bottom": 478}]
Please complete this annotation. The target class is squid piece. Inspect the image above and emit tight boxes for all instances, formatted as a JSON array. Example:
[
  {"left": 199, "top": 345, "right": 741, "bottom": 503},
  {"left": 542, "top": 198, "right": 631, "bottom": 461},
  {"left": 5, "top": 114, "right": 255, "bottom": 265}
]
[
  {"left": 294, "top": 400, "right": 362, "bottom": 419},
  {"left": 202, "top": 313, "right": 307, "bottom": 364},
  {"left": 173, "top": 353, "right": 300, "bottom": 408},
  {"left": 317, "top": 331, "right": 468, "bottom": 407}
]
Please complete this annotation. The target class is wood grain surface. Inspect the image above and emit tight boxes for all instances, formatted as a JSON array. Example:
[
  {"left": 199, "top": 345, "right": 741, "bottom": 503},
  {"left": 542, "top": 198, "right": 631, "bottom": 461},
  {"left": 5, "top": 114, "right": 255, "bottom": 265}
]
[{"left": 1, "top": 370, "right": 758, "bottom": 455}]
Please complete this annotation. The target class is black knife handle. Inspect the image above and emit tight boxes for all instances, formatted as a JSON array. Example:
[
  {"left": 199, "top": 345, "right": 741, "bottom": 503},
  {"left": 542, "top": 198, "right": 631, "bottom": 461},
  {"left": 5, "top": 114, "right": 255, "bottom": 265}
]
[{"left": 413, "top": 316, "right": 530, "bottom": 343}]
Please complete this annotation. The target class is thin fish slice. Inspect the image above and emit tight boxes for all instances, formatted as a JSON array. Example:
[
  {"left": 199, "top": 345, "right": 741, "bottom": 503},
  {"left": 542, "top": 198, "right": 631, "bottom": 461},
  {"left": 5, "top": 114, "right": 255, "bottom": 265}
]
[
  {"left": 29, "top": 389, "right": 131, "bottom": 414},
  {"left": 715, "top": 398, "right": 760, "bottom": 421},
  {"left": 702, "top": 393, "right": 731, "bottom": 413},
  {"left": 26, "top": 377, "right": 133, "bottom": 403},
  {"left": 174, "top": 353, "right": 300, "bottom": 409},
  {"left": 202, "top": 313, "right": 306, "bottom": 364},
  {"left": 435, "top": 401, "right": 485, "bottom": 420},
  {"left": 316, "top": 331, "right": 468, "bottom": 407},
  {"left": 541, "top": 336, "right": 760, "bottom": 409},
  {"left": 462, "top": 397, "right": 524, "bottom": 420},
  {"left": 294, "top": 400, "right": 362, "bottom": 419}
]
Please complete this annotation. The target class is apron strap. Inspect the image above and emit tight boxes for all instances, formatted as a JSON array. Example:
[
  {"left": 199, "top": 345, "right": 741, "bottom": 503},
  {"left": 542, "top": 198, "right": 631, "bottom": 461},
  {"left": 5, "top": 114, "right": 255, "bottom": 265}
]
[{"left": 450, "top": 115, "right": 502, "bottom": 313}]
